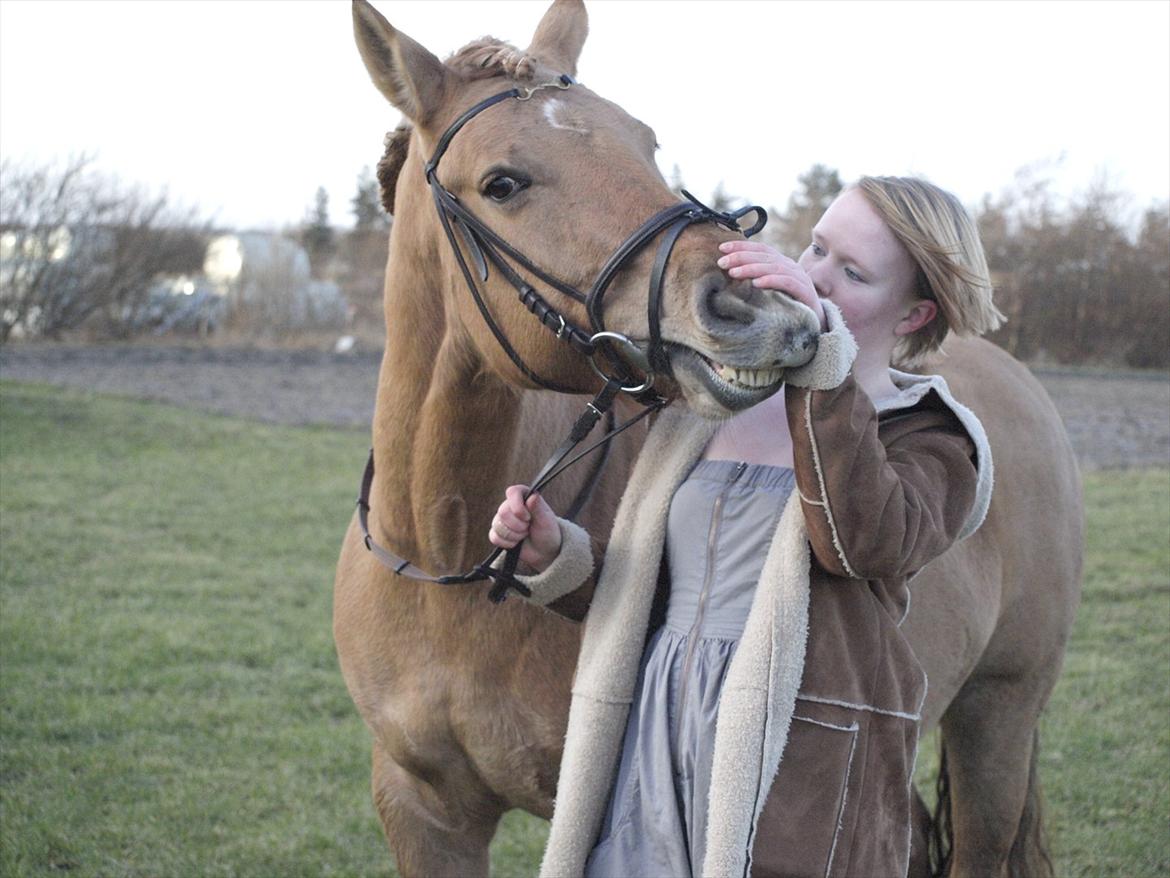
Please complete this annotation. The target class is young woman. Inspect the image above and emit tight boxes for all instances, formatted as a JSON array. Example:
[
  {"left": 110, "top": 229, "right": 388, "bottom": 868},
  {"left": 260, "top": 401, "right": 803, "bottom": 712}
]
[{"left": 489, "top": 176, "right": 1003, "bottom": 878}]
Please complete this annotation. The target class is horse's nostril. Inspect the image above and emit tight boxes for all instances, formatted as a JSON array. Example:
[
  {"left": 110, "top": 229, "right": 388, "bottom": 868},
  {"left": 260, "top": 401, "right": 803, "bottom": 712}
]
[
  {"left": 704, "top": 283, "right": 723, "bottom": 314},
  {"left": 703, "top": 274, "right": 757, "bottom": 326}
]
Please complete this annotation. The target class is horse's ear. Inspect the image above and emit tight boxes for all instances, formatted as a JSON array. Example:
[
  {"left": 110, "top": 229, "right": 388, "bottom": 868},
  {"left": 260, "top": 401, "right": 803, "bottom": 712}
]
[
  {"left": 526, "top": 0, "right": 588, "bottom": 77},
  {"left": 352, "top": 0, "right": 449, "bottom": 125}
]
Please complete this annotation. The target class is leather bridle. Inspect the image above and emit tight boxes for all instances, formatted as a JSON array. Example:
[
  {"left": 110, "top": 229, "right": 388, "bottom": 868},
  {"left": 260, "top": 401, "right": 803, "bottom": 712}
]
[{"left": 358, "top": 74, "right": 768, "bottom": 601}]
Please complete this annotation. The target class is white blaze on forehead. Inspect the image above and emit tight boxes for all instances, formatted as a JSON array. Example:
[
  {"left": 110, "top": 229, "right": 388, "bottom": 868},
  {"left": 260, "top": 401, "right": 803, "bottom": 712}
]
[{"left": 542, "top": 98, "right": 589, "bottom": 134}]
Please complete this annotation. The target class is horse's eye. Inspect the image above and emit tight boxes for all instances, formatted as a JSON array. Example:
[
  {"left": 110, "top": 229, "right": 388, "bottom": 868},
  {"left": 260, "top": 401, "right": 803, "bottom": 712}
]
[{"left": 483, "top": 175, "right": 528, "bottom": 202}]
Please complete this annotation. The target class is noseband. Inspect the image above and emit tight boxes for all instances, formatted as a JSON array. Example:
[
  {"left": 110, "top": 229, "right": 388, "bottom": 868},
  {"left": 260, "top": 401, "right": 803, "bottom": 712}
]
[{"left": 358, "top": 74, "right": 769, "bottom": 601}]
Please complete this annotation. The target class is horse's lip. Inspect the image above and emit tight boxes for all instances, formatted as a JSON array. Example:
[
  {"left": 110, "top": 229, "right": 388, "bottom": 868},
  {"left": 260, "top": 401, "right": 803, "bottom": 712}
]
[{"left": 666, "top": 345, "right": 782, "bottom": 411}]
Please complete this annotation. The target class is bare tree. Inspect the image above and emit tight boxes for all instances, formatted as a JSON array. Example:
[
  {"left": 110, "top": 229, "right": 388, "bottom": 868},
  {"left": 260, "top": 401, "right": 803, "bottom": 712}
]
[
  {"left": 1129, "top": 205, "right": 1170, "bottom": 367},
  {"left": 980, "top": 164, "right": 1169, "bottom": 368},
  {"left": 0, "top": 155, "right": 210, "bottom": 341},
  {"left": 1, "top": 154, "right": 99, "bottom": 340}
]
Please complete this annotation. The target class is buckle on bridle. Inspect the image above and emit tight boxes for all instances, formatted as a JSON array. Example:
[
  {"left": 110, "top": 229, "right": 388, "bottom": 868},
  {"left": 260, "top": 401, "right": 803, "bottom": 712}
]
[
  {"left": 679, "top": 190, "right": 768, "bottom": 239},
  {"left": 588, "top": 330, "right": 654, "bottom": 395},
  {"left": 516, "top": 74, "right": 575, "bottom": 102}
]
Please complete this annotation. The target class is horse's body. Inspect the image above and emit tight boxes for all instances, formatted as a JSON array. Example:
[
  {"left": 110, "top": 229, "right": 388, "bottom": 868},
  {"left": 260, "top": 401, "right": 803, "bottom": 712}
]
[{"left": 334, "top": 2, "right": 1082, "bottom": 876}]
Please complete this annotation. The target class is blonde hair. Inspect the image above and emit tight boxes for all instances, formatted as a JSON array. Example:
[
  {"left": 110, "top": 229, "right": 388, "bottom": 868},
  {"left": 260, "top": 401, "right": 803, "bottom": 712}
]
[{"left": 855, "top": 175, "right": 1004, "bottom": 365}]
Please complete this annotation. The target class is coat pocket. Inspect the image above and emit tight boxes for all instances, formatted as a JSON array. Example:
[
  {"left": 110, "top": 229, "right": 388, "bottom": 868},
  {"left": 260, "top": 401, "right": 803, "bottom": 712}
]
[{"left": 748, "top": 713, "right": 859, "bottom": 878}]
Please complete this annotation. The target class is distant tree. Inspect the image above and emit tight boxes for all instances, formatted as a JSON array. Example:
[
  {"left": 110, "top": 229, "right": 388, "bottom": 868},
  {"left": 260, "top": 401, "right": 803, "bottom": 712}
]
[
  {"left": 979, "top": 163, "right": 1169, "bottom": 368},
  {"left": 667, "top": 163, "right": 686, "bottom": 197},
  {"left": 301, "top": 186, "right": 336, "bottom": 278},
  {"left": 337, "top": 168, "right": 392, "bottom": 341},
  {"left": 767, "top": 164, "right": 843, "bottom": 256},
  {"left": 1128, "top": 204, "right": 1170, "bottom": 367},
  {"left": 351, "top": 166, "right": 389, "bottom": 232},
  {"left": 0, "top": 154, "right": 209, "bottom": 341}
]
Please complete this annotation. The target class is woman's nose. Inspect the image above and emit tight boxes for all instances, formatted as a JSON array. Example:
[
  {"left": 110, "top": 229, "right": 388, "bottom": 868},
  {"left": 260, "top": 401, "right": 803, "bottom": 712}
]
[{"left": 807, "top": 261, "right": 831, "bottom": 298}]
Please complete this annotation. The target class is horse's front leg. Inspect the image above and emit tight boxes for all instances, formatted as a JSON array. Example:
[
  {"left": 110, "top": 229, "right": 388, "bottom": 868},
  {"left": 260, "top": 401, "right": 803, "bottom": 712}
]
[{"left": 371, "top": 742, "right": 502, "bottom": 878}]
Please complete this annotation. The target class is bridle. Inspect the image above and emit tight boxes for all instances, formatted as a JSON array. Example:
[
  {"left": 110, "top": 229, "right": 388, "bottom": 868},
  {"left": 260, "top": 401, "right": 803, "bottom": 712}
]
[{"left": 358, "top": 74, "right": 768, "bottom": 601}]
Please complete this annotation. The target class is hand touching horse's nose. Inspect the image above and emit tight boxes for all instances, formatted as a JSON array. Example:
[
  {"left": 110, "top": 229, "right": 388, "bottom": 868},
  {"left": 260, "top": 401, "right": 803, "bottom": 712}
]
[
  {"left": 489, "top": 485, "right": 563, "bottom": 573},
  {"left": 718, "top": 240, "right": 826, "bottom": 331}
]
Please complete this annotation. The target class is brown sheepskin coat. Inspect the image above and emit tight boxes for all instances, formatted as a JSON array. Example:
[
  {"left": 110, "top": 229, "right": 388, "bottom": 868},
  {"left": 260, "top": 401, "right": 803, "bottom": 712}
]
[{"left": 517, "top": 301, "right": 992, "bottom": 878}]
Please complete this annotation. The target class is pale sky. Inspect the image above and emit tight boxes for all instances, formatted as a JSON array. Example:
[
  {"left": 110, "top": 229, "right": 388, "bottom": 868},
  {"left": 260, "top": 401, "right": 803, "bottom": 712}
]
[{"left": 1, "top": 0, "right": 1167, "bottom": 231}]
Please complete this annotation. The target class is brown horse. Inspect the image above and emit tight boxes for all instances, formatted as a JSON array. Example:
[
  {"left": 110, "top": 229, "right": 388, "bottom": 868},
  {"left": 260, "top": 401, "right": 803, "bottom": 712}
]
[{"left": 334, "top": 2, "right": 1083, "bottom": 876}]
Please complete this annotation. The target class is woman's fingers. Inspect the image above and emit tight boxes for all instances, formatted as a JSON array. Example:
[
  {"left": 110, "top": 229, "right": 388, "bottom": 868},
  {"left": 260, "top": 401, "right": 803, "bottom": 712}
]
[
  {"left": 717, "top": 248, "right": 825, "bottom": 329},
  {"left": 488, "top": 486, "right": 563, "bottom": 571},
  {"left": 724, "top": 260, "right": 800, "bottom": 279},
  {"left": 489, "top": 515, "right": 524, "bottom": 548},
  {"left": 727, "top": 262, "right": 815, "bottom": 297},
  {"left": 718, "top": 239, "right": 778, "bottom": 254},
  {"left": 503, "top": 484, "right": 533, "bottom": 520},
  {"left": 489, "top": 485, "right": 533, "bottom": 548},
  {"left": 497, "top": 506, "right": 530, "bottom": 534}
]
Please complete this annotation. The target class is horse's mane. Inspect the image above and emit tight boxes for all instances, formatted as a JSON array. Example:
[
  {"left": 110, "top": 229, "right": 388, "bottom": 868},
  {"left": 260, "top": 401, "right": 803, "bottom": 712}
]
[{"left": 377, "top": 38, "right": 542, "bottom": 215}]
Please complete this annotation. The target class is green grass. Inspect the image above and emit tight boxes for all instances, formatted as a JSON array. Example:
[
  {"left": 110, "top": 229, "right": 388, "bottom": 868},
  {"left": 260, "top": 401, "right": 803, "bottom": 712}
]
[
  {"left": 1, "top": 382, "right": 1167, "bottom": 876},
  {"left": 1040, "top": 467, "right": 1170, "bottom": 876}
]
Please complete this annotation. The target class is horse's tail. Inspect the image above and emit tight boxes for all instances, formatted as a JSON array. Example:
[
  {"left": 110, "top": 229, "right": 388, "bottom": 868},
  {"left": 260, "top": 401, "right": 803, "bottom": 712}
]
[
  {"left": 1006, "top": 728, "right": 1055, "bottom": 878},
  {"left": 926, "top": 738, "right": 953, "bottom": 878},
  {"left": 927, "top": 729, "right": 1055, "bottom": 878}
]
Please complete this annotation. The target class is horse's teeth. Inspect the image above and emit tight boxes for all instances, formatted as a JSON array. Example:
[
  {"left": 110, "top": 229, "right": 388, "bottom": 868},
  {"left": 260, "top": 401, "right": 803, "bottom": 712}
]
[{"left": 713, "top": 361, "right": 781, "bottom": 389}]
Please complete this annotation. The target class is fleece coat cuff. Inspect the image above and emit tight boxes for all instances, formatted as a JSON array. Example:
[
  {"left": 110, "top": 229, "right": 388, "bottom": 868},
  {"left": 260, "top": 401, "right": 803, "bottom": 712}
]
[
  {"left": 512, "top": 518, "right": 594, "bottom": 606},
  {"left": 784, "top": 300, "right": 858, "bottom": 390}
]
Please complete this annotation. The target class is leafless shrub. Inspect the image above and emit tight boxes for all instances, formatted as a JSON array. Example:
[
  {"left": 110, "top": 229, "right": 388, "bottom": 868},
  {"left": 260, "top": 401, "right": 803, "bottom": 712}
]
[
  {"left": 0, "top": 155, "right": 211, "bottom": 341},
  {"left": 211, "top": 231, "right": 347, "bottom": 340},
  {"left": 336, "top": 227, "right": 388, "bottom": 344}
]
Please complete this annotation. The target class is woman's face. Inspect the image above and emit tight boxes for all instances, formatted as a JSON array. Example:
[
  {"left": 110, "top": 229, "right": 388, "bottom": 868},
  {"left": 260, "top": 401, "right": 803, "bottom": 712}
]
[{"left": 797, "top": 188, "right": 921, "bottom": 353}]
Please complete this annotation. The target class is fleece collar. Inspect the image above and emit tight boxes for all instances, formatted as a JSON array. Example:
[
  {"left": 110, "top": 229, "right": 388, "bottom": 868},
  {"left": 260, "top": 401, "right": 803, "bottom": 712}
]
[{"left": 883, "top": 369, "right": 994, "bottom": 541}]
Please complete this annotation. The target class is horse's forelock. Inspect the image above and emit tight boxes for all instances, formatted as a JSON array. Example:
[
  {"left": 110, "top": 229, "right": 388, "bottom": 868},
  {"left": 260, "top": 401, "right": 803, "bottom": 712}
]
[{"left": 446, "top": 37, "right": 543, "bottom": 82}]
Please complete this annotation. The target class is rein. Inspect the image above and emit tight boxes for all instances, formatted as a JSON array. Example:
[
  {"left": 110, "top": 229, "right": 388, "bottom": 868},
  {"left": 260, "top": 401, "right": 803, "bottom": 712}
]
[{"left": 358, "top": 74, "right": 768, "bottom": 602}]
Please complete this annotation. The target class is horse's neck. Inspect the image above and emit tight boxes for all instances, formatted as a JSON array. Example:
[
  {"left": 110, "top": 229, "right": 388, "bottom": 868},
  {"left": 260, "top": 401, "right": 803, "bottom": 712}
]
[{"left": 371, "top": 285, "right": 523, "bottom": 577}]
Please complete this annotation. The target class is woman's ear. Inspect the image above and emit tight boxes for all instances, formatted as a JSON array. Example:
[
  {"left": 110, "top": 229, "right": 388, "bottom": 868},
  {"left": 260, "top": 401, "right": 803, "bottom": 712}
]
[{"left": 895, "top": 300, "right": 939, "bottom": 337}]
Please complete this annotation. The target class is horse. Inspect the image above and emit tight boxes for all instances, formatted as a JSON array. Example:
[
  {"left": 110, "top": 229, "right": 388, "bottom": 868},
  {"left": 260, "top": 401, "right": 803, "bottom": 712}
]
[{"left": 333, "top": 2, "right": 1083, "bottom": 876}]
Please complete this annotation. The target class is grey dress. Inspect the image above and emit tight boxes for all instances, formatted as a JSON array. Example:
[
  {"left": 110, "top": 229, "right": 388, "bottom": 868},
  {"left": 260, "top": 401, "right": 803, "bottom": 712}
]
[{"left": 584, "top": 459, "right": 797, "bottom": 878}]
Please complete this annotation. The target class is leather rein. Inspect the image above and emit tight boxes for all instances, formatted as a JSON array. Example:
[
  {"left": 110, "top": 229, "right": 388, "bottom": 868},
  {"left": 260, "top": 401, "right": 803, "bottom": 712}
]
[{"left": 358, "top": 74, "right": 768, "bottom": 602}]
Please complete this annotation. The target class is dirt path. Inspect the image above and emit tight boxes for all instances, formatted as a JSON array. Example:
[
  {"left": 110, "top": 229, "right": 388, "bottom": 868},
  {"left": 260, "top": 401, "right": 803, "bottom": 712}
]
[{"left": 2, "top": 343, "right": 1167, "bottom": 471}]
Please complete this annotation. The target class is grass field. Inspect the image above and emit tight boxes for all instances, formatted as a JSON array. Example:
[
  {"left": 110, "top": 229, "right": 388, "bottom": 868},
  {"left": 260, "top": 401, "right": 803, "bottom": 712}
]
[{"left": 1, "top": 381, "right": 1167, "bottom": 877}]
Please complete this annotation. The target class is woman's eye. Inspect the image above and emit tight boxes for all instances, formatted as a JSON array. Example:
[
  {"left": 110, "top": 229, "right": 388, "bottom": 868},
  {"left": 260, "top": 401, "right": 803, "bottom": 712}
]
[
  {"left": 845, "top": 267, "right": 864, "bottom": 283},
  {"left": 809, "top": 243, "right": 825, "bottom": 257},
  {"left": 483, "top": 175, "right": 528, "bottom": 202}
]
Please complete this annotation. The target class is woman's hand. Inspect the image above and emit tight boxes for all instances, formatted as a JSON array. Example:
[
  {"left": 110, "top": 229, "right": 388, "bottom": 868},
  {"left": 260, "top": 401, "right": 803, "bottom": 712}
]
[
  {"left": 718, "top": 240, "right": 827, "bottom": 331},
  {"left": 488, "top": 485, "right": 563, "bottom": 573}
]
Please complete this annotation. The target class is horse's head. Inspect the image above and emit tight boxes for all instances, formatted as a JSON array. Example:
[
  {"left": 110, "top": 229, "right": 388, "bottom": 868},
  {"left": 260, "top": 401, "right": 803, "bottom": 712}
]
[{"left": 353, "top": 0, "right": 819, "bottom": 418}]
